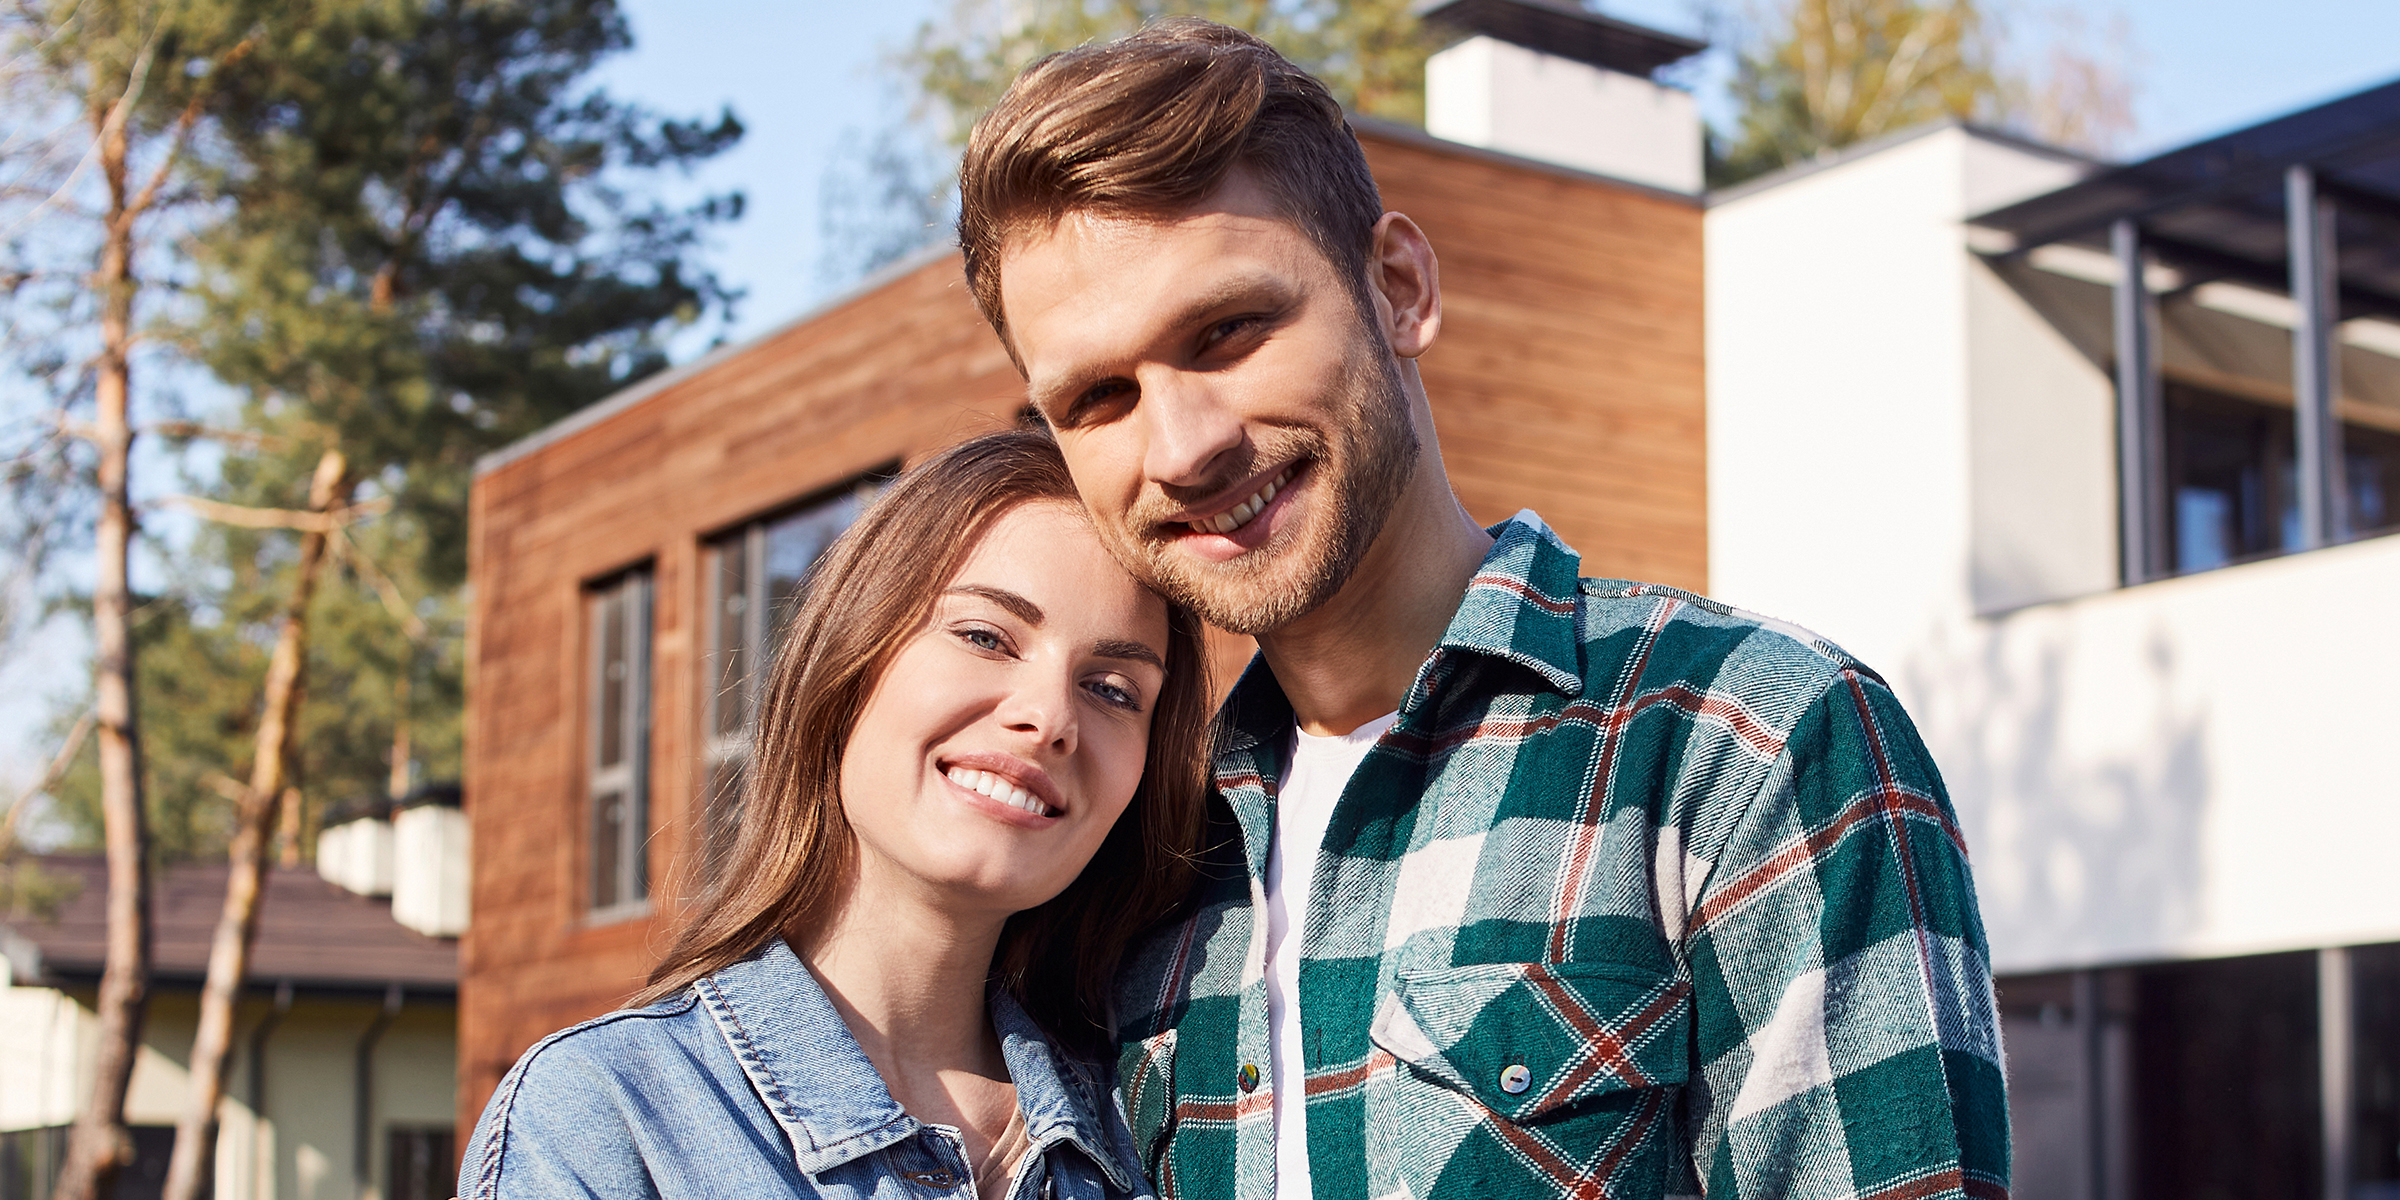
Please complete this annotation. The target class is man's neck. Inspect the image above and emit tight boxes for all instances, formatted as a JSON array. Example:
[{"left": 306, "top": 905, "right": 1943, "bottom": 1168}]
[{"left": 1259, "top": 422, "right": 1492, "bottom": 738}]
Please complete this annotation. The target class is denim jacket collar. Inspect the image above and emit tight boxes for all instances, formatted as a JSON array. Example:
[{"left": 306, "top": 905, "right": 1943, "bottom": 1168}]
[{"left": 692, "top": 937, "right": 1140, "bottom": 1192}]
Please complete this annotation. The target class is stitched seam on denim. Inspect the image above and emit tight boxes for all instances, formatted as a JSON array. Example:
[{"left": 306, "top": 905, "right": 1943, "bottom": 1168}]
[
  {"left": 470, "top": 991, "right": 699, "bottom": 1198},
  {"left": 695, "top": 973, "right": 818, "bottom": 1153}
]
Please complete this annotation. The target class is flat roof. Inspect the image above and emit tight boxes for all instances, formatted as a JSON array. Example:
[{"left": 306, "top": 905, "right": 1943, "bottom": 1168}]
[
  {"left": 1415, "top": 0, "right": 1706, "bottom": 76},
  {"left": 1973, "top": 76, "right": 2400, "bottom": 320},
  {"left": 3, "top": 855, "right": 458, "bottom": 996}
]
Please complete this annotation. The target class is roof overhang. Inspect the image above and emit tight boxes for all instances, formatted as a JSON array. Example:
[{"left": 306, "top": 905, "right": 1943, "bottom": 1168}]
[
  {"left": 1414, "top": 0, "right": 1705, "bottom": 77},
  {"left": 1972, "top": 77, "right": 2400, "bottom": 322}
]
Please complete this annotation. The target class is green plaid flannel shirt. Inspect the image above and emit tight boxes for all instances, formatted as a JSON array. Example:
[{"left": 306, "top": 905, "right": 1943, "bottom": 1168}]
[{"left": 1113, "top": 513, "right": 2008, "bottom": 1200}]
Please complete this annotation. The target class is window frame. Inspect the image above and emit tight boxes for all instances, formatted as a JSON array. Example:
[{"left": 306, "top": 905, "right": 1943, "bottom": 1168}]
[
  {"left": 697, "top": 474, "right": 887, "bottom": 877},
  {"left": 585, "top": 565, "right": 654, "bottom": 920}
]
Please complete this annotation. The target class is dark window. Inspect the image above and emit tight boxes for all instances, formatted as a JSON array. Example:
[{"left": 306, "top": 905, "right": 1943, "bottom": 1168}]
[
  {"left": 699, "top": 481, "right": 875, "bottom": 874},
  {"left": 0, "top": 1127, "right": 65, "bottom": 1200},
  {"left": 2356, "top": 944, "right": 2400, "bottom": 1197},
  {"left": 2167, "top": 381, "right": 2400, "bottom": 574},
  {"left": 2131, "top": 950, "right": 2321, "bottom": 1200},
  {"left": 1999, "top": 944, "right": 2400, "bottom": 1200},
  {"left": 588, "top": 567, "right": 654, "bottom": 914},
  {"left": 388, "top": 1126, "right": 456, "bottom": 1200}
]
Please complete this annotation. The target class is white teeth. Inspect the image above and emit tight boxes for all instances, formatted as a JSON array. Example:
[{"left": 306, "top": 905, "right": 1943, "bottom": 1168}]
[
  {"left": 945, "top": 765, "right": 1053, "bottom": 816},
  {"left": 1190, "top": 467, "right": 1295, "bottom": 537}
]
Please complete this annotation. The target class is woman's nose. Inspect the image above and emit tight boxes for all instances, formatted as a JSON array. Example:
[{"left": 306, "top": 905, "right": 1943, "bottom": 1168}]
[{"left": 997, "top": 670, "right": 1079, "bottom": 755}]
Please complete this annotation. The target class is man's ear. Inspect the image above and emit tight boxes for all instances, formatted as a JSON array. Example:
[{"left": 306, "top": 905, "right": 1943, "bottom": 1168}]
[{"left": 1365, "top": 211, "right": 1441, "bottom": 359}]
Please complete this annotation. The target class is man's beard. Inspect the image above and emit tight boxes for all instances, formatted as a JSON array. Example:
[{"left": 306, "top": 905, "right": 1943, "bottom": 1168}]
[{"left": 1121, "top": 339, "right": 1420, "bottom": 637}]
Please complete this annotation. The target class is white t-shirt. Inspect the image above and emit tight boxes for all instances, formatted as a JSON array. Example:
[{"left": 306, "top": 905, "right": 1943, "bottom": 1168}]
[{"left": 1264, "top": 710, "right": 1399, "bottom": 1200}]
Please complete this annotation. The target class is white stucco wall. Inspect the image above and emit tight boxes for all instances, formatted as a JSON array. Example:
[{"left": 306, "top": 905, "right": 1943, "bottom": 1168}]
[
  {"left": 0, "top": 983, "right": 455, "bottom": 1200},
  {"left": 1705, "top": 124, "right": 2400, "bottom": 974},
  {"left": 1425, "top": 35, "right": 1703, "bottom": 193}
]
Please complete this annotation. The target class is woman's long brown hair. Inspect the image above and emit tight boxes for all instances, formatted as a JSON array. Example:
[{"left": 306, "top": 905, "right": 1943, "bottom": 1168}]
[{"left": 636, "top": 429, "right": 1212, "bottom": 1048}]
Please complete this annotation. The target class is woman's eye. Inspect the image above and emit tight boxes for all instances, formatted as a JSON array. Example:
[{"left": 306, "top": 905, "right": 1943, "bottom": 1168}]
[
  {"left": 1085, "top": 679, "right": 1143, "bottom": 712},
  {"left": 956, "top": 626, "right": 1008, "bottom": 653}
]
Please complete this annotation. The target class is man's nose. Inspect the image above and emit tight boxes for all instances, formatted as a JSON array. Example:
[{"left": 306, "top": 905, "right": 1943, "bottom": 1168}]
[{"left": 1138, "top": 369, "right": 1245, "bottom": 490}]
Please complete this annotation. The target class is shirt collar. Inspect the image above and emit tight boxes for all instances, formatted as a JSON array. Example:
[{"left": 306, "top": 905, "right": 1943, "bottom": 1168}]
[
  {"left": 695, "top": 938, "right": 1141, "bottom": 1190},
  {"left": 1218, "top": 510, "right": 1587, "bottom": 762},
  {"left": 1431, "top": 510, "right": 1588, "bottom": 701}
]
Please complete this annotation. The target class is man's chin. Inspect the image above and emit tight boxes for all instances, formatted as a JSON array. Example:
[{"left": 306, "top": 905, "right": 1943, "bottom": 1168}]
[{"left": 1142, "top": 546, "right": 1340, "bottom": 637}]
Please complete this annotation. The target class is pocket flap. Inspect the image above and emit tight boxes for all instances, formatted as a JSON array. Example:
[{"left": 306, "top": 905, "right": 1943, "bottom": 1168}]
[{"left": 1369, "top": 961, "right": 1690, "bottom": 1122}]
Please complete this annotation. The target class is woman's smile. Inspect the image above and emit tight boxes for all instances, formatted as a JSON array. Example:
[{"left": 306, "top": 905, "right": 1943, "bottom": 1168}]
[
  {"left": 838, "top": 498, "right": 1168, "bottom": 914},
  {"left": 940, "top": 751, "right": 1065, "bottom": 821}
]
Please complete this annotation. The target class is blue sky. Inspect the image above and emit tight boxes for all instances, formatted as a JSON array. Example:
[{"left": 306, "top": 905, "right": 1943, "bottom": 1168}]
[
  {"left": 595, "top": 0, "right": 2400, "bottom": 345},
  {"left": 6, "top": 0, "right": 2400, "bottom": 798}
]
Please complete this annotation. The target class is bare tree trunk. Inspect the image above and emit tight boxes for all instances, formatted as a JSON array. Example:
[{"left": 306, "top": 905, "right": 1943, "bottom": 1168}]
[
  {"left": 388, "top": 669, "right": 413, "bottom": 799},
  {"left": 51, "top": 86, "right": 152, "bottom": 1200},
  {"left": 160, "top": 449, "right": 353, "bottom": 1200}
]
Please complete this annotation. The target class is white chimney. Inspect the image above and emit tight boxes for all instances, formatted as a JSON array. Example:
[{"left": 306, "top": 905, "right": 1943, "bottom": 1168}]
[
  {"left": 1418, "top": 0, "right": 1707, "bottom": 195},
  {"left": 392, "top": 784, "right": 471, "bottom": 938},
  {"left": 317, "top": 802, "right": 396, "bottom": 897}
]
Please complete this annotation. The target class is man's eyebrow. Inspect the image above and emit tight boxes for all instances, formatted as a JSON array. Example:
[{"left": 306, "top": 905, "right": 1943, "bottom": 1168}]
[
  {"left": 946, "top": 585, "right": 1043, "bottom": 625},
  {"left": 1092, "top": 638, "right": 1166, "bottom": 670},
  {"left": 1027, "top": 272, "right": 1293, "bottom": 413}
]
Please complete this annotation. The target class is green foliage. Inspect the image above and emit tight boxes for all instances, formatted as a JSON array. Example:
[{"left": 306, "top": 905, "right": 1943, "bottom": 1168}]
[
  {"left": 1713, "top": 0, "right": 2137, "bottom": 185},
  {"left": 187, "top": 0, "right": 744, "bottom": 588},
  {"left": 35, "top": 0, "right": 739, "bottom": 862},
  {"left": 900, "top": 0, "right": 1437, "bottom": 148},
  {"left": 1718, "top": 0, "right": 2000, "bottom": 183},
  {"left": 0, "top": 857, "right": 82, "bottom": 923}
]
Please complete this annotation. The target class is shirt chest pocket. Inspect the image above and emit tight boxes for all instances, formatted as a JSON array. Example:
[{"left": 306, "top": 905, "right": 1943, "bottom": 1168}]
[{"left": 1369, "top": 960, "right": 1691, "bottom": 1124}]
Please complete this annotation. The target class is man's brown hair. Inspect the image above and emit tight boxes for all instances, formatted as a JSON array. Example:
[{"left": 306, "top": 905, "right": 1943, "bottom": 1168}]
[{"left": 957, "top": 17, "right": 1384, "bottom": 345}]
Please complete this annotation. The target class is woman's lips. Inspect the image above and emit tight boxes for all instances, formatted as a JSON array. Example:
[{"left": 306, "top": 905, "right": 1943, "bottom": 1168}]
[{"left": 938, "top": 751, "right": 1065, "bottom": 819}]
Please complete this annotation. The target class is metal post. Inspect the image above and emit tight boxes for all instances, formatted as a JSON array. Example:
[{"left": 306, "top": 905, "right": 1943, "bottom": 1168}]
[
  {"left": 2112, "top": 220, "right": 2165, "bottom": 582},
  {"left": 2288, "top": 166, "right": 2348, "bottom": 550},
  {"left": 2322, "top": 947, "right": 2353, "bottom": 1200},
  {"left": 2074, "top": 971, "right": 2109, "bottom": 1200},
  {"left": 354, "top": 984, "right": 403, "bottom": 1200}
]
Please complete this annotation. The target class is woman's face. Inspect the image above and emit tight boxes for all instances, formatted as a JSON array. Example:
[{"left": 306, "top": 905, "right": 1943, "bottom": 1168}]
[{"left": 838, "top": 499, "right": 1170, "bottom": 921}]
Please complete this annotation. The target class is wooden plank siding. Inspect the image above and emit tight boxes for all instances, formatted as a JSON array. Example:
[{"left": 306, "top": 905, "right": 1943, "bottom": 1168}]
[{"left": 457, "top": 126, "right": 1704, "bottom": 1137}]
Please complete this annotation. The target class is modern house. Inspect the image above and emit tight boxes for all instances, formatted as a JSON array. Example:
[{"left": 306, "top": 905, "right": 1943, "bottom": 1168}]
[
  {"left": 1707, "top": 87, "right": 2400, "bottom": 1200},
  {"left": 456, "top": 0, "right": 1709, "bottom": 1144},
  {"left": 459, "top": 0, "right": 2400, "bottom": 1195},
  {"left": 0, "top": 839, "right": 460, "bottom": 1200}
]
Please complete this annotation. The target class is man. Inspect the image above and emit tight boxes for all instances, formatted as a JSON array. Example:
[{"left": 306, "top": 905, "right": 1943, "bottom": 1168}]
[{"left": 956, "top": 19, "right": 2007, "bottom": 1200}]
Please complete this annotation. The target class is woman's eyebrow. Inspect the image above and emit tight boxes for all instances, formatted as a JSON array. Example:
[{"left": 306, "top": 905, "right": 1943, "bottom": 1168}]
[
  {"left": 1092, "top": 638, "right": 1166, "bottom": 670},
  {"left": 947, "top": 585, "right": 1043, "bottom": 625}
]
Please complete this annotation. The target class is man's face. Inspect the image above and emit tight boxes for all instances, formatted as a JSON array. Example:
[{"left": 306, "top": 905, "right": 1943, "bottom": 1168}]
[{"left": 999, "top": 170, "right": 1419, "bottom": 636}]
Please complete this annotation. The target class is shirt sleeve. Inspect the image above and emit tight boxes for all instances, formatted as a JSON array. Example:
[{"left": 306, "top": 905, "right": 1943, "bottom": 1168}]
[
  {"left": 1681, "top": 666, "right": 2010, "bottom": 1200},
  {"left": 458, "top": 1035, "right": 666, "bottom": 1200}
]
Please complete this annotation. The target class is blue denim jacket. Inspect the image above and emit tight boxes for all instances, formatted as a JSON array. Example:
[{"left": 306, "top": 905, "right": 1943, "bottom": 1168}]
[{"left": 460, "top": 938, "right": 1153, "bottom": 1200}]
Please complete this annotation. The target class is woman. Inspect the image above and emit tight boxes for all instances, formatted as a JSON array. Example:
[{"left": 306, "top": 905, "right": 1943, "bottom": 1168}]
[{"left": 460, "top": 429, "right": 1212, "bottom": 1199}]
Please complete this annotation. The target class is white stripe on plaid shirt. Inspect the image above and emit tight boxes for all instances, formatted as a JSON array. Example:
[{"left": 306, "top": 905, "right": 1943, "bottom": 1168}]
[{"left": 1112, "top": 512, "right": 2009, "bottom": 1200}]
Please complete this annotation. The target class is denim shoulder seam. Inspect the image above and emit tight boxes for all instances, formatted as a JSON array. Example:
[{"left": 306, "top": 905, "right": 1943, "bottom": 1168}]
[{"left": 468, "top": 991, "right": 702, "bottom": 1199}]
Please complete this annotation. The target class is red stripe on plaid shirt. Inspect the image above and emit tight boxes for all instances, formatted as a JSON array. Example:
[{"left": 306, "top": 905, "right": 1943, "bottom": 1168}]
[
  {"left": 1475, "top": 1083, "right": 1669, "bottom": 1200},
  {"left": 1411, "top": 683, "right": 1788, "bottom": 762},
  {"left": 1302, "top": 1049, "right": 1397, "bottom": 1098},
  {"left": 1687, "top": 775, "right": 1966, "bottom": 932},
  {"left": 1468, "top": 572, "right": 1578, "bottom": 614},
  {"left": 1549, "top": 598, "right": 1680, "bottom": 962},
  {"left": 1527, "top": 972, "right": 1690, "bottom": 1106}
]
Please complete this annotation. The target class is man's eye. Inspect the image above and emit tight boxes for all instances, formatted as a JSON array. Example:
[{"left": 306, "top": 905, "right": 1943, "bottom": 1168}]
[{"left": 1206, "top": 316, "right": 1257, "bottom": 346}]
